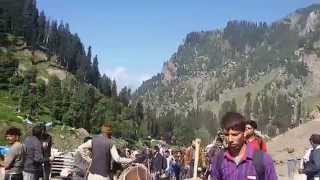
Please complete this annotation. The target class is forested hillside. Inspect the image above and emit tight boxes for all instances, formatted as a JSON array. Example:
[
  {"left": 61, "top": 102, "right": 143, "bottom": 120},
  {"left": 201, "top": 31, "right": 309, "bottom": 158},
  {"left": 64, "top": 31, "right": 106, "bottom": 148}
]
[
  {"left": 0, "top": 0, "right": 144, "bottom": 142},
  {"left": 135, "top": 4, "right": 320, "bottom": 144}
]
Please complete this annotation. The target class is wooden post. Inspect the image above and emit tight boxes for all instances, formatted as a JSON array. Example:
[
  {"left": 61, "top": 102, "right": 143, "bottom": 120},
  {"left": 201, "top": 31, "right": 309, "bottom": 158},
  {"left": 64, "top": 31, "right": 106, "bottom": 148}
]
[{"left": 193, "top": 138, "right": 201, "bottom": 180}]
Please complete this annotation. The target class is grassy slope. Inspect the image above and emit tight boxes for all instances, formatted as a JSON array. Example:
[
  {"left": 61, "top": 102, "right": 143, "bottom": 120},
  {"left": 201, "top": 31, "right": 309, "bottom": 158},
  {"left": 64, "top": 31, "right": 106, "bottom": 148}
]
[
  {"left": 0, "top": 47, "right": 82, "bottom": 150},
  {"left": 200, "top": 68, "right": 281, "bottom": 112}
]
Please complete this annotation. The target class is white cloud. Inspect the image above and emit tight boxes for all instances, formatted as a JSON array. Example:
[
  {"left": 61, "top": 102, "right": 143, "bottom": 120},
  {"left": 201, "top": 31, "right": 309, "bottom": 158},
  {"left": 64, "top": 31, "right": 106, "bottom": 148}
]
[{"left": 104, "top": 66, "right": 153, "bottom": 91}]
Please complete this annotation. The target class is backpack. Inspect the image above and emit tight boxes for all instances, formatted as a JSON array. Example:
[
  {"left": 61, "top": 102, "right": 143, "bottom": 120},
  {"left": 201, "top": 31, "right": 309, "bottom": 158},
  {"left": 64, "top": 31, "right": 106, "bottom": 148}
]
[
  {"left": 216, "top": 150, "right": 265, "bottom": 180},
  {"left": 255, "top": 135, "right": 264, "bottom": 151}
]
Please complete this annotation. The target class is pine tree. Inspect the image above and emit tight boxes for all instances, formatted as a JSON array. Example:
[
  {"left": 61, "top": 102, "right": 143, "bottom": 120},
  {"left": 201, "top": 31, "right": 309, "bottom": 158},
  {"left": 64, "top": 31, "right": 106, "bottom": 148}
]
[
  {"left": 37, "top": 11, "right": 46, "bottom": 46},
  {"left": 231, "top": 98, "right": 237, "bottom": 112},
  {"left": 252, "top": 95, "right": 260, "bottom": 119},
  {"left": 135, "top": 100, "right": 144, "bottom": 132},
  {"left": 87, "top": 46, "right": 92, "bottom": 62},
  {"left": 23, "top": 0, "right": 39, "bottom": 47},
  {"left": 47, "top": 76, "right": 63, "bottom": 121},
  {"left": 98, "top": 74, "right": 112, "bottom": 97},
  {"left": 244, "top": 92, "right": 252, "bottom": 120},
  {"left": 119, "top": 86, "right": 130, "bottom": 106},
  {"left": 111, "top": 80, "right": 117, "bottom": 97},
  {"left": 91, "top": 55, "right": 100, "bottom": 86}
]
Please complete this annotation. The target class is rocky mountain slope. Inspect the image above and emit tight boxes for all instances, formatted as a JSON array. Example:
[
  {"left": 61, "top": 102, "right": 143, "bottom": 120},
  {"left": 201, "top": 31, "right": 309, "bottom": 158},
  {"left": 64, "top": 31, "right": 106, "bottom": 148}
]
[{"left": 135, "top": 4, "right": 320, "bottom": 138}]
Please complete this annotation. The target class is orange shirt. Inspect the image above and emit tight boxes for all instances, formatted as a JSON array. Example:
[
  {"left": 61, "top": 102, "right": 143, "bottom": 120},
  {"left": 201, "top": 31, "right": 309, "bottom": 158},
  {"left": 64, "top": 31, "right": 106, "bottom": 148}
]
[{"left": 246, "top": 136, "right": 267, "bottom": 152}]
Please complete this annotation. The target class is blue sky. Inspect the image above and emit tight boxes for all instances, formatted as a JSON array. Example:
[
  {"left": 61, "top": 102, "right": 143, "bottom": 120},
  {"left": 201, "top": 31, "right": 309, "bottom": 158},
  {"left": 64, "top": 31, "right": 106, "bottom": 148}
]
[{"left": 37, "top": 0, "right": 319, "bottom": 89}]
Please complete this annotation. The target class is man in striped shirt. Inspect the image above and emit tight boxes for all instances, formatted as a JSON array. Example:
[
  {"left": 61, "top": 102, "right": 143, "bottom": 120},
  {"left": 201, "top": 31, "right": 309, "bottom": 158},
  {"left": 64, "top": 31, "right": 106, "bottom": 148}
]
[{"left": 210, "top": 112, "right": 277, "bottom": 180}]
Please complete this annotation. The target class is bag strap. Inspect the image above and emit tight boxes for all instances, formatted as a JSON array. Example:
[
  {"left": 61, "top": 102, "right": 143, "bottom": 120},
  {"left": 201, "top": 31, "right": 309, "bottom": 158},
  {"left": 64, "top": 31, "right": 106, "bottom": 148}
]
[
  {"left": 216, "top": 150, "right": 225, "bottom": 179},
  {"left": 253, "top": 150, "right": 265, "bottom": 180}
]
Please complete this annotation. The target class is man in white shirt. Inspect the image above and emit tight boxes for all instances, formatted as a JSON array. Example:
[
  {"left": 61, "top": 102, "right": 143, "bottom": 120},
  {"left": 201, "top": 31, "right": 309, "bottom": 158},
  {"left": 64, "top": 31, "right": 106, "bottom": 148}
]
[{"left": 78, "top": 123, "right": 135, "bottom": 180}]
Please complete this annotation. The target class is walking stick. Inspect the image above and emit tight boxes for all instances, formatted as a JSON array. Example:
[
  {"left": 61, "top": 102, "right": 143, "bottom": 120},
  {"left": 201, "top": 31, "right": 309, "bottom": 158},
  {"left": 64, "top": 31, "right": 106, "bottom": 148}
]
[{"left": 193, "top": 138, "right": 201, "bottom": 180}]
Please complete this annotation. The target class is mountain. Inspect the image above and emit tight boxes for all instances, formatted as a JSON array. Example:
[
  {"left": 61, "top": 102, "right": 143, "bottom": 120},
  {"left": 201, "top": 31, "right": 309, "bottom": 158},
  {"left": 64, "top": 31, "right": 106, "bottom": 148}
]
[
  {"left": 135, "top": 4, "right": 320, "bottom": 143},
  {"left": 0, "top": 0, "right": 145, "bottom": 146}
]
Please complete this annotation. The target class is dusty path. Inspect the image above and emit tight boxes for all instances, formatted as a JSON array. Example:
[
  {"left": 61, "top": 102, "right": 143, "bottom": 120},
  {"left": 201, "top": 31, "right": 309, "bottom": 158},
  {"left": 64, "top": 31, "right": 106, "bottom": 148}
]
[{"left": 268, "top": 117, "right": 320, "bottom": 179}]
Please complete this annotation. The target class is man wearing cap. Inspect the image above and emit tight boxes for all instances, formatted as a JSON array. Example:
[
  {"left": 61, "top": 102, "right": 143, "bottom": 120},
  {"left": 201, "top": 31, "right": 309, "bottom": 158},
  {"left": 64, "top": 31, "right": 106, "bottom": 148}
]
[{"left": 78, "top": 123, "right": 135, "bottom": 180}]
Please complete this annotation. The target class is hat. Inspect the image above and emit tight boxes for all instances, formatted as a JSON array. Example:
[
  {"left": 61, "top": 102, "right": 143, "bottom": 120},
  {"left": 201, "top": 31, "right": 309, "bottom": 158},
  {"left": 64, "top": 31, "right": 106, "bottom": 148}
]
[{"left": 101, "top": 123, "right": 112, "bottom": 134}]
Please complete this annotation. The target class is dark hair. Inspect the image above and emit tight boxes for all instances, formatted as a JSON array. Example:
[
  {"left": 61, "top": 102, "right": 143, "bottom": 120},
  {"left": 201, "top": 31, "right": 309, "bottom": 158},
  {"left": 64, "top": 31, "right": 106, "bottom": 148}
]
[
  {"left": 5, "top": 127, "right": 21, "bottom": 137},
  {"left": 84, "top": 136, "right": 92, "bottom": 143},
  {"left": 32, "top": 125, "right": 44, "bottom": 138},
  {"left": 246, "top": 120, "right": 258, "bottom": 129},
  {"left": 154, "top": 145, "right": 159, "bottom": 152},
  {"left": 310, "top": 134, "right": 320, "bottom": 145},
  {"left": 220, "top": 112, "right": 246, "bottom": 132}
]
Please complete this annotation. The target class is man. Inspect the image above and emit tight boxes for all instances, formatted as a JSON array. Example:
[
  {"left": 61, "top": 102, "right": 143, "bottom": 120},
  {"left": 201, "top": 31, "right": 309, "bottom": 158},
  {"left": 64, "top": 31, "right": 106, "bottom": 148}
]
[
  {"left": 151, "top": 146, "right": 167, "bottom": 180},
  {"left": 38, "top": 124, "right": 52, "bottom": 180},
  {"left": 72, "top": 136, "right": 92, "bottom": 180},
  {"left": 299, "top": 134, "right": 320, "bottom": 179},
  {"left": 245, "top": 120, "right": 267, "bottom": 152},
  {"left": 0, "top": 127, "right": 24, "bottom": 180},
  {"left": 172, "top": 151, "right": 182, "bottom": 180},
  {"left": 210, "top": 112, "right": 277, "bottom": 180},
  {"left": 164, "top": 149, "right": 174, "bottom": 178},
  {"left": 23, "top": 125, "right": 44, "bottom": 180},
  {"left": 184, "top": 140, "right": 195, "bottom": 178},
  {"left": 78, "top": 123, "right": 135, "bottom": 180}
]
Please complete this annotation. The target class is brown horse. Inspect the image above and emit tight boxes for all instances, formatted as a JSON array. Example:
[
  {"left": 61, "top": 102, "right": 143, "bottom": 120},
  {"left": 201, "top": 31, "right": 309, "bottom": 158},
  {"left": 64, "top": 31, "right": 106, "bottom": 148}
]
[{"left": 117, "top": 164, "right": 152, "bottom": 180}]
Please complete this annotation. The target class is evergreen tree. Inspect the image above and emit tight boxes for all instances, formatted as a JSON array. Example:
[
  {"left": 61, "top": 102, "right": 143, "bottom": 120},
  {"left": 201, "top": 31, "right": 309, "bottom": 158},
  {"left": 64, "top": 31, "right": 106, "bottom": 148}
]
[
  {"left": 87, "top": 46, "right": 92, "bottom": 62},
  {"left": 119, "top": 86, "right": 130, "bottom": 106},
  {"left": 91, "top": 55, "right": 100, "bottom": 86},
  {"left": 135, "top": 100, "right": 144, "bottom": 132},
  {"left": 47, "top": 76, "right": 63, "bottom": 121},
  {"left": 231, "top": 98, "right": 237, "bottom": 112},
  {"left": 252, "top": 95, "right": 260, "bottom": 119},
  {"left": 219, "top": 100, "right": 232, "bottom": 120},
  {"left": 111, "top": 80, "right": 117, "bottom": 97},
  {"left": 98, "top": 74, "right": 112, "bottom": 97},
  {"left": 273, "top": 94, "right": 292, "bottom": 132},
  {"left": 244, "top": 92, "right": 252, "bottom": 120},
  {"left": 23, "top": 0, "right": 38, "bottom": 47}
]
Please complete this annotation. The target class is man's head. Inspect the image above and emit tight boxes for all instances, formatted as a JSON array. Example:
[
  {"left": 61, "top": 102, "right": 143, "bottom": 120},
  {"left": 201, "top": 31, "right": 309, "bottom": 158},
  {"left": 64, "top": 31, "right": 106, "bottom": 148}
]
[
  {"left": 164, "top": 150, "right": 170, "bottom": 157},
  {"left": 101, "top": 123, "right": 112, "bottom": 137},
  {"left": 32, "top": 125, "right": 44, "bottom": 139},
  {"left": 244, "top": 120, "right": 257, "bottom": 138},
  {"left": 309, "top": 134, "right": 320, "bottom": 148},
  {"left": 220, "top": 112, "right": 246, "bottom": 151},
  {"left": 154, "top": 145, "right": 160, "bottom": 153},
  {"left": 83, "top": 136, "right": 92, "bottom": 143},
  {"left": 191, "top": 140, "right": 196, "bottom": 148},
  {"left": 5, "top": 127, "right": 21, "bottom": 145}
]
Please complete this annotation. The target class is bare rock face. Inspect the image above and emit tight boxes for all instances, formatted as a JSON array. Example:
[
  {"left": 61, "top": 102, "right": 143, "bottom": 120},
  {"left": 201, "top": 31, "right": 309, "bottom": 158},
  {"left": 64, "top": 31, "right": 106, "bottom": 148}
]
[
  {"left": 302, "top": 10, "right": 320, "bottom": 35},
  {"left": 162, "top": 61, "right": 177, "bottom": 82},
  {"left": 301, "top": 53, "right": 320, "bottom": 96}
]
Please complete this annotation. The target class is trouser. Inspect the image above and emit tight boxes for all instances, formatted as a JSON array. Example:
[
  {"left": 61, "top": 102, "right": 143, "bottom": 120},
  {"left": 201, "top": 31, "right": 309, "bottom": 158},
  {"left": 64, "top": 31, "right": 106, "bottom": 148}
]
[
  {"left": 23, "top": 171, "right": 42, "bottom": 180},
  {"left": 174, "top": 172, "right": 180, "bottom": 180},
  {"left": 186, "top": 163, "right": 194, "bottom": 178},
  {"left": 152, "top": 172, "right": 160, "bottom": 180},
  {"left": 87, "top": 173, "right": 110, "bottom": 180},
  {"left": 42, "top": 163, "right": 51, "bottom": 180},
  {"left": 4, "top": 173, "right": 23, "bottom": 180}
]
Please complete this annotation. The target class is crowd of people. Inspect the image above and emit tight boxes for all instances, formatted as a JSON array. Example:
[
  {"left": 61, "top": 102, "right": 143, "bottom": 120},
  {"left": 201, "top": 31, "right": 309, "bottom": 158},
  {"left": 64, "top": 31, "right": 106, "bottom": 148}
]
[
  {"left": 1, "top": 112, "right": 320, "bottom": 180},
  {"left": 0, "top": 125, "right": 52, "bottom": 180}
]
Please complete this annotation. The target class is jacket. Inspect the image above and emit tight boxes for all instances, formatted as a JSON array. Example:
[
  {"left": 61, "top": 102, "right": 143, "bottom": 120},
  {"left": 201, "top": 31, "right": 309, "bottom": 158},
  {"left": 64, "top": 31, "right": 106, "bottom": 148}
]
[{"left": 22, "top": 136, "right": 44, "bottom": 174}]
